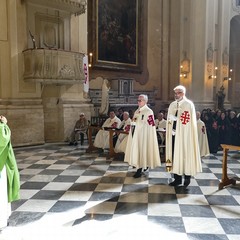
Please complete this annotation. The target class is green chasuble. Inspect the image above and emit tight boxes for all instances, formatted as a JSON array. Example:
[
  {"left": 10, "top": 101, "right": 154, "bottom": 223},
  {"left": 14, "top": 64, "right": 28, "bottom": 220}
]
[{"left": 0, "top": 122, "right": 20, "bottom": 202}]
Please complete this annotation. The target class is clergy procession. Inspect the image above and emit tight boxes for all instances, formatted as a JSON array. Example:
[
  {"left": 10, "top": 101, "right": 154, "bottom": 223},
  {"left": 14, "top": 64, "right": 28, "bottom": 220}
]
[
  {"left": 4, "top": 84, "right": 240, "bottom": 231},
  {"left": 1, "top": 85, "right": 240, "bottom": 235},
  {"left": 89, "top": 86, "right": 205, "bottom": 184},
  {"left": 2, "top": 1, "right": 240, "bottom": 238}
]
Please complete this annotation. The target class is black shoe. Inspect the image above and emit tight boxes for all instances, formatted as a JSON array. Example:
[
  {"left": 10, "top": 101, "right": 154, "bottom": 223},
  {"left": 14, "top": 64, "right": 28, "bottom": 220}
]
[
  {"left": 74, "top": 141, "right": 78, "bottom": 146},
  {"left": 169, "top": 179, "right": 182, "bottom": 186},
  {"left": 133, "top": 168, "right": 142, "bottom": 178},
  {"left": 69, "top": 142, "right": 74, "bottom": 146},
  {"left": 143, "top": 167, "right": 149, "bottom": 172},
  {"left": 183, "top": 179, "right": 190, "bottom": 187},
  {"left": 184, "top": 176, "right": 191, "bottom": 187}
]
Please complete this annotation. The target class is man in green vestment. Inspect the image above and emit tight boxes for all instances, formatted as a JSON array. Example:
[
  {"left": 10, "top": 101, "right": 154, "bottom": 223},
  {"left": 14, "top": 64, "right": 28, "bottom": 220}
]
[{"left": 0, "top": 115, "right": 20, "bottom": 229}]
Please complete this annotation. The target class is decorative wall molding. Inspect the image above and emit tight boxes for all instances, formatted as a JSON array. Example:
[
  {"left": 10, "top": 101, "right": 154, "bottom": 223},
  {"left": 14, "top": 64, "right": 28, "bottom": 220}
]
[{"left": 232, "top": 0, "right": 240, "bottom": 14}]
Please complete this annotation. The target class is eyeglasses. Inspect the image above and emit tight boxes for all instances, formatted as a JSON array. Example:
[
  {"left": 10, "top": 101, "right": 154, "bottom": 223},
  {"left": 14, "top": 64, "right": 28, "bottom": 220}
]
[
  {"left": 174, "top": 91, "right": 183, "bottom": 95},
  {"left": 137, "top": 99, "right": 143, "bottom": 102}
]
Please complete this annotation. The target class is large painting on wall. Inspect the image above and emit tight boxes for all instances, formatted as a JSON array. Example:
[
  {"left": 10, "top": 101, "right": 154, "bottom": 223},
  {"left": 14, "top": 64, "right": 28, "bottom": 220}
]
[{"left": 88, "top": 0, "right": 143, "bottom": 73}]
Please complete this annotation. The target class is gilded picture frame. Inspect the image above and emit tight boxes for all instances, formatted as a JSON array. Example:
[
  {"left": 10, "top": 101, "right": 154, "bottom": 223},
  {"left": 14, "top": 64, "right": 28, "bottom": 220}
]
[{"left": 88, "top": 0, "right": 143, "bottom": 73}]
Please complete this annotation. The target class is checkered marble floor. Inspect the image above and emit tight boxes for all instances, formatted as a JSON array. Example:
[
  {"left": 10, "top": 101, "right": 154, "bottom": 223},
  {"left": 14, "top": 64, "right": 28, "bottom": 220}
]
[{"left": 1, "top": 142, "right": 240, "bottom": 240}]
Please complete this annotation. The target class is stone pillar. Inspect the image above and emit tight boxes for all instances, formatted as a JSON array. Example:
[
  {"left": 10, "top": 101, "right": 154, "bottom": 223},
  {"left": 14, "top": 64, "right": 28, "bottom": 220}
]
[
  {"left": 214, "top": 0, "right": 231, "bottom": 107},
  {"left": 179, "top": 0, "right": 232, "bottom": 110},
  {"left": 42, "top": 85, "right": 94, "bottom": 142},
  {"left": 180, "top": 0, "right": 215, "bottom": 110}
]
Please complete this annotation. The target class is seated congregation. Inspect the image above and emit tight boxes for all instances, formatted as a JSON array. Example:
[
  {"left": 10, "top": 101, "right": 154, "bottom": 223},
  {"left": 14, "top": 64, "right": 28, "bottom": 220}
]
[{"left": 68, "top": 97, "right": 240, "bottom": 182}]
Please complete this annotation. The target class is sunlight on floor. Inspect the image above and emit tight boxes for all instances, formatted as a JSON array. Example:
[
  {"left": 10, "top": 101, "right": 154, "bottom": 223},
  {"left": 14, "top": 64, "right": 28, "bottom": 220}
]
[{"left": 0, "top": 208, "right": 189, "bottom": 240}]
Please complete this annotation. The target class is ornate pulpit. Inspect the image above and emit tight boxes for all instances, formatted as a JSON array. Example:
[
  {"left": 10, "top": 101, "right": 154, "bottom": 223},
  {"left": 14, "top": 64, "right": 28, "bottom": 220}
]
[{"left": 22, "top": 49, "right": 86, "bottom": 85}]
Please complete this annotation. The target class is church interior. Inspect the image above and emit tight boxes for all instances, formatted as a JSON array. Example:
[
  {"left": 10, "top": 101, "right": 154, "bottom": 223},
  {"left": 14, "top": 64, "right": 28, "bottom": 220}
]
[{"left": 0, "top": 0, "right": 240, "bottom": 239}]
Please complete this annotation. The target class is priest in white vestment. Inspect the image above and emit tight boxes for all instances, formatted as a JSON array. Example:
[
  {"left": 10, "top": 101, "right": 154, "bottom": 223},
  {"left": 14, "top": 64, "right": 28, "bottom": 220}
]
[
  {"left": 196, "top": 111, "right": 210, "bottom": 157},
  {"left": 93, "top": 110, "right": 121, "bottom": 150},
  {"left": 166, "top": 85, "right": 202, "bottom": 187},
  {"left": 114, "top": 111, "right": 132, "bottom": 153},
  {"left": 155, "top": 112, "right": 167, "bottom": 144},
  {"left": 124, "top": 94, "right": 161, "bottom": 178}
]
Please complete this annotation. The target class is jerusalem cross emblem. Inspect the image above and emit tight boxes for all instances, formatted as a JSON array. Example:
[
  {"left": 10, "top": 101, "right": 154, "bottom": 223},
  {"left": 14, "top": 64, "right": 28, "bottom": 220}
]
[
  {"left": 147, "top": 115, "right": 155, "bottom": 126},
  {"left": 180, "top": 111, "right": 190, "bottom": 125}
]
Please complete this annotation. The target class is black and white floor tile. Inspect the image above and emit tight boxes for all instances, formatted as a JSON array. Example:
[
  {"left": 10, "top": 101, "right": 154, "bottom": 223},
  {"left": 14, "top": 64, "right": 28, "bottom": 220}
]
[{"left": 0, "top": 142, "right": 240, "bottom": 240}]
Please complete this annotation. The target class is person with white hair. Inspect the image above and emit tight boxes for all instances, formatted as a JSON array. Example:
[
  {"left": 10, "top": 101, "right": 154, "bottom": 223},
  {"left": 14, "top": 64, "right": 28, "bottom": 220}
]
[
  {"left": 69, "top": 113, "right": 88, "bottom": 146},
  {"left": 114, "top": 111, "right": 132, "bottom": 153},
  {"left": 124, "top": 94, "right": 161, "bottom": 178},
  {"left": 155, "top": 112, "right": 167, "bottom": 144},
  {"left": 94, "top": 109, "right": 121, "bottom": 150},
  {"left": 166, "top": 85, "right": 202, "bottom": 187}
]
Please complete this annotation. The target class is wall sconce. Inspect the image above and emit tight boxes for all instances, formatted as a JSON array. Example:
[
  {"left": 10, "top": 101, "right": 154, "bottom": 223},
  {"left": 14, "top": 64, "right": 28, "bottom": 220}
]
[
  {"left": 88, "top": 53, "right": 93, "bottom": 68},
  {"left": 180, "top": 54, "right": 190, "bottom": 79},
  {"left": 180, "top": 65, "right": 188, "bottom": 78},
  {"left": 223, "top": 68, "right": 233, "bottom": 81},
  {"left": 208, "top": 67, "right": 217, "bottom": 79}
]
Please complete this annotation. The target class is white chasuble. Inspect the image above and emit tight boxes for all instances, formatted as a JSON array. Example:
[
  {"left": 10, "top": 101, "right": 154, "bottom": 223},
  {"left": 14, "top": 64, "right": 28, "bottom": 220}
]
[
  {"left": 166, "top": 97, "right": 202, "bottom": 176},
  {"left": 114, "top": 118, "right": 132, "bottom": 153},
  {"left": 197, "top": 118, "right": 210, "bottom": 157},
  {"left": 124, "top": 105, "right": 161, "bottom": 169},
  {"left": 94, "top": 116, "right": 121, "bottom": 149}
]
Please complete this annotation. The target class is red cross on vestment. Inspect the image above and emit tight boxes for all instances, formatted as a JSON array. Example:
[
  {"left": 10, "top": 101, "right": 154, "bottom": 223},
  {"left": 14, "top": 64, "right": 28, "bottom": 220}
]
[
  {"left": 124, "top": 125, "right": 131, "bottom": 132},
  {"left": 180, "top": 111, "right": 190, "bottom": 125},
  {"left": 147, "top": 115, "right": 155, "bottom": 126},
  {"left": 111, "top": 122, "right": 118, "bottom": 128}
]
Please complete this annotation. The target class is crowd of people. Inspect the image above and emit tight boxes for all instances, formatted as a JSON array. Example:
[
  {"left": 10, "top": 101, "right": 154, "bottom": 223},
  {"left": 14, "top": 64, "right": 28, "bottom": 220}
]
[
  {"left": 199, "top": 108, "right": 240, "bottom": 153},
  {"left": 153, "top": 108, "right": 240, "bottom": 156},
  {"left": 2, "top": 86, "right": 239, "bottom": 230},
  {"left": 88, "top": 86, "right": 203, "bottom": 186},
  {"left": 5, "top": 84, "right": 240, "bottom": 229},
  {"left": 69, "top": 99, "right": 240, "bottom": 157},
  {"left": 68, "top": 85, "right": 240, "bottom": 185},
  {"left": 152, "top": 106, "right": 240, "bottom": 154}
]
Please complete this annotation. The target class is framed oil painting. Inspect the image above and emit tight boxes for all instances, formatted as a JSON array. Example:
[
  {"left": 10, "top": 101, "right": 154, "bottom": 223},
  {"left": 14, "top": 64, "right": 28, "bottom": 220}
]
[{"left": 88, "top": 0, "right": 143, "bottom": 73}]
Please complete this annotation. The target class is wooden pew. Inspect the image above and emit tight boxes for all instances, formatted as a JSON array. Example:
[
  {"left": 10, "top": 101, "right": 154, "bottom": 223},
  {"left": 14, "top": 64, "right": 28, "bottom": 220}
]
[
  {"left": 86, "top": 126, "right": 102, "bottom": 153},
  {"left": 86, "top": 126, "right": 128, "bottom": 159},
  {"left": 219, "top": 144, "right": 240, "bottom": 190},
  {"left": 107, "top": 129, "right": 128, "bottom": 159},
  {"left": 156, "top": 128, "right": 166, "bottom": 161}
]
